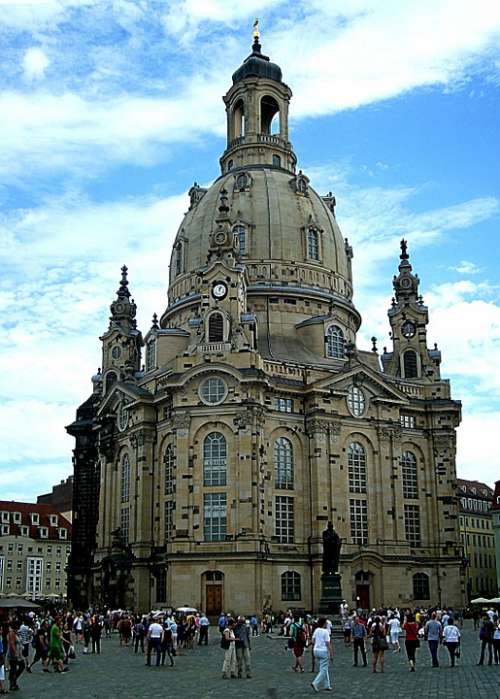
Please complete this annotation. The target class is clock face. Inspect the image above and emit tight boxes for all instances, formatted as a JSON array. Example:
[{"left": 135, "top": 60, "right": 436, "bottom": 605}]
[
  {"left": 402, "top": 320, "right": 416, "bottom": 338},
  {"left": 212, "top": 282, "right": 228, "bottom": 300}
]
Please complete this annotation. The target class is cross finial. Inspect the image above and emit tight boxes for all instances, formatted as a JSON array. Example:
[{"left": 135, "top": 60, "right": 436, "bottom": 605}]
[
  {"left": 400, "top": 239, "right": 409, "bottom": 260},
  {"left": 116, "top": 264, "right": 130, "bottom": 298},
  {"left": 252, "top": 18, "right": 261, "bottom": 53},
  {"left": 152, "top": 312, "right": 159, "bottom": 330}
]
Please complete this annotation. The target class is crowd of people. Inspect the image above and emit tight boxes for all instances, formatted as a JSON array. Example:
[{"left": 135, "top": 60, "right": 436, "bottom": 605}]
[{"left": 1, "top": 604, "right": 499, "bottom": 694}]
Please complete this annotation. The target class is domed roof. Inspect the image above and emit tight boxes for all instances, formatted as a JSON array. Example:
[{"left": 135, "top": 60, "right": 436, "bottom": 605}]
[
  {"left": 169, "top": 167, "right": 352, "bottom": 302},
  {"left": 232, "top": 40, "right": 282, "bottom": 84}
]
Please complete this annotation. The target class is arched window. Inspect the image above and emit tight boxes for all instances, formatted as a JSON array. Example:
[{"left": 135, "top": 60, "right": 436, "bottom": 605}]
[
  {"left": 401, "top": 450, "right": 418, "bottom": 499},
  {"left": 307, "top": 228, "right": 320, "bottom": 260},
  {"left": 233, "top": 224, "right": 247, "bottom": 255},
  {"left": 260, "top": 95, "right": 280, "bottom": 135},
  {"left": 413, "top": 572, "right": 430, "bottom": 600},
  {"left": 164, "top": 445, "right": 175, "bottom": 496},
  {"left": 326, "top": 325, "right": 345, "bottom": 358},
  {"left": 146, "top": 340, "right": 156, "bottom": 372},
  {"left": 274, "top": 437, "right": 294, "bottom": 490},
  {"left": 348, "top": 442, "right": 367, "bottom": 493},
  {"left": 203, "top": 432, "right": 227, "bottom": 486},
  {"left": 174, "top": 242, "right": 183, "bottom": 277},
  {"left": 208, "top": 313, "right": 224, "bottom": 343},
  {"left": 232, "top": 99, "right": 245, "bottom": 138},
  {"left": 121, "top": 454, "right": 130, "bottom": 503},
  {"left": 281, "top": 571, "right": 301, "bottom": 601},
  {"left": 403, "top": 350, "right": 418, "bottom": 378},
  {"left": 105, "top": 371, "right": 117, "bottom": 393}
]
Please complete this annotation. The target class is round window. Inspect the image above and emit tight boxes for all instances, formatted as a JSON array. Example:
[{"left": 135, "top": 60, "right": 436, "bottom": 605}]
[
  {"left": 236, "top": 173, "right": 248, "bottom": 189},
  {"left": 347, "top": 385, "right": 366, "bottom": 417},
  {"left": 200, "top": 377, "right": 227, "bottom": 405},
  {"left": 117, "top": 402, "right": 129, "bottom": 432}
]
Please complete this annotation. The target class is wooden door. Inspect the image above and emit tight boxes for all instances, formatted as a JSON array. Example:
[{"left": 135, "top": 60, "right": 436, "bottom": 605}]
[
  {"left": 206, "top": 584, "right": 223, "bottom": 615},
  {"left": 356, "top": 584, "right": 370, "bottom": 610}
]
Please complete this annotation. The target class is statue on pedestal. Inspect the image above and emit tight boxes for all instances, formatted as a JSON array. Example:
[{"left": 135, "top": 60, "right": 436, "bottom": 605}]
[{"left": 322, "top": 521, "right": 342, "bottom": 575}]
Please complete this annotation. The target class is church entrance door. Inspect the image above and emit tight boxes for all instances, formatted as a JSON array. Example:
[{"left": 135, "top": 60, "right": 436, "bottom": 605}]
[
  {"left": 356, "top": 584, "right": 370, "bottom": 610},
  {"left": 206, "top": 584, "right": 223, "bottom": 615}
]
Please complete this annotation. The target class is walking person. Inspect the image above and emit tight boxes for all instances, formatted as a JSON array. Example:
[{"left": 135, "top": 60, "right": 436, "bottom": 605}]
[
  {"left": 290, "top": 614, "right": 307, "bottom": 673},
  {"left": 7, "top": 620, "right": 25, "bottom": 691},
  {"left": 28, "top": 622, "right": 50, "bottom": 673},
  {"left": 198, "top": 613, "right": 209, "bottom": 646},
  {"left": 369, "top": 616, "right": 388, "bottom": 674},
  {"left": 221, "top": 619, "right": 237, "bottom": 679},
  {"left": 133, "top": 617, "right": 146, "bottom": 654},
  {"left": 160, "top": 622, "right": 175, "bottom": 667},
  {"left": 145, "top": 619, "right": 163, "bottom": 667},
  {"left": 0, "top": 635, "right": 6, "bottom": 695},
  {"left": 90, "top": 615, "right": 102, "bottom": 655},
  {"left": 387, "top": 614, "right": 401, "bottom": 652},
  {"left": 352, "top": 616, "right": 367, "bottom": 667},
  {"left": 477, "top": 614, "right": 494, "bottom": 665},
  {"left": 403, "top": 613, "right": 419, "bottom": 672},
  {"left": 443, "top": 617, "right": 461, "bottom": 667},
  {"left": 49, "top": 618, "right": 67, "bottom": 673},
  {"left": 311, "top": 617, "right": 333, "bottom": 693},
  {"left": 424, "top": 611, "right": 442, "bottom": 668},
  {"left": 493, "top": 620, "right": 500, "bottom": 664},
  {"left": 234, "top": 615, "right": 252, "bottom": 679}
]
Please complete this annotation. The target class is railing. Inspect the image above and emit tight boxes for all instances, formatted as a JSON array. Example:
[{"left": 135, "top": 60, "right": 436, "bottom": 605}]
[
  {"left": 198, "top": 342, "right": 231, "bottom": 353},
  {"left": 228, "top": 136, "right": 246, "bottom": 149},
  {"left": 257, "top": 134, "right": 286, "bottom": 147}
]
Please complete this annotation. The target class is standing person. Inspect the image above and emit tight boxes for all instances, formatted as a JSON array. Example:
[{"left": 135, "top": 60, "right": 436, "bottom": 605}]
[
  {"left": 493, "top": 620, "right": 500, "bottom": 664},
  {"left": 160, "top": 622, "right": 175, "bottom": 667},
  {"left": 7, "top": 620, "right": 25, "bottom": 691},
  {"left": 146, "top": 619, "right": 163, "bottom": 667},
  {"left": 387, "top": 614, "right": 401, "bottom": 652},
  {"left": 82, "top": 615, "right": 91, "bottom": 654},
  {"left": 477, "top": 614, "right": 494, "bottom": 665},
  {"left": 311, "top": 617, "right": 333, "bottom": 692},
  {"left": 61, "top": 621, "right": 72, "bottom": 662},
  {"left": 290, "top": 614, "right": 306, "bottom": 673},
  {"left": 118, "top": 615, "right": 132, "bottom": 647},
  {"left": 369, "top": 616, "right": 388, "bottom": 673},
  {"left": 49, "top": 618, "right": 67, "bottom": 673},
  {"left": 234, "top": 615, "right": 252, "bottom": 679},
  {"left": 169, "top": 617, "right": 178, "bottom": 651},
  {"left": 403, "top": 613, "right": 419, "bottom": 672},
  {"left": 133, "top": 617, "right": 146, "bottom": 654},
  {"left": 250, "top": 615, "right": 259, "bottom": 637},
  {"left": 73, "top": 614, "right": 83, "bottom": 644},
  {"left": 443, "top": 617, "right": 461, "bottom": 667},
  {"left": 28, "top": 622, "right": 50, "bottom": 672},
  {"left": 0, "top": 634, "right": 6, "bottom": 695},
  {"left": 90, "top": 615, "right": 102, "bottom": 655},
  {"left": 351, "top": 616, "right": 367, "bottom": 667},
  {"left": 424, "top": 612, "right": 442, "bottom": 668},
  {"left": 198, "top": 613, "right": 209, "bottom": 646},
  {"left": 18, "top": 619, "right": 32, "bottom": 668},
  {"left": 343, "top": 614, "right": 352, "bottom": 646},
  {"left": 218, "top": 612, "right": 227, "bottom": 636},
  {"left": 221, "top": 619, "right": 237, "bottom": 679}
]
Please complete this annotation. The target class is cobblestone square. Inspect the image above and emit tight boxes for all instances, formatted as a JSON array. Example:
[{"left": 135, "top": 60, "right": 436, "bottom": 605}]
[{"left": 16, "top": 622, "right": 500, "bottom": 699}]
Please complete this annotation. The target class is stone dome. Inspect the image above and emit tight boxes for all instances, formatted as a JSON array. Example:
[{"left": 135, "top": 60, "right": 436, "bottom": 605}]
[
  {"left": 167, "top": 167, "right": 352, "bottom": 307},
  {"left": 232, "top": 42, "right": 283, "bottom": 84}
]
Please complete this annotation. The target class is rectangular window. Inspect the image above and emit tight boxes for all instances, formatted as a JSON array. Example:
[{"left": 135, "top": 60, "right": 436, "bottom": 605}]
[
  {"left": 275, "top": 496, "right": 294, "bottom": 544},
  {"left": 30, "top": 513, "right": 39, "bottom": 525},
  {"left": 16, "top": 560, "right": 22, "bottom": 571},
  {"left": 59, "top": 528, "right": 67, "bottom": 539},
  {"left": 7, "top": 560, "right": 12, "bottom": 571},
  {"left": 164, "top": 501, "right": 174, "bottom": 542},
  {"left": 156, "top": 568, "right": 167, "bottom": 603},
  {"left": 1, "top": 525, "right": 10, "bottom": 535},
  {"left": 1, "top": 512, "right": 9, "bottom": 523},
  {"left": 26, "top": 557, "right": 43, "bottom": 594},
  {"left": 49, "top": 515, "right": 58, "bottom": 527},
  {"left": 400, "top": 414, "right": 416, "bottom": 429},
  {"left": 204, "top": 493, "right": 227, "bottom": 542},
  {"left": 146, "top": 340, "right": 156, "bottom": 372},
  {"left": 20, "top": 526, "right": 29, "bottom": 537},
  {"left": 350, "top": 499, "right": 368, "bottom": 545},
  {"left": 120, "top": 507, "right": 130, "bottom": 546},
  {"left": 276, "top": 398, "right": 293, "bottom": 413},
  {"left": 404, "top": 504, "right": 421, "bottom": 547},
  {"left": 13, "top": 512, "right": 21, "bottom": 524},
  {"left": 39, "top": 527, "right": 48, "bottom": 538}
]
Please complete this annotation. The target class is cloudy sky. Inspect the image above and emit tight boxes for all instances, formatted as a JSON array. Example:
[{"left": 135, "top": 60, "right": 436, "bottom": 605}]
[{"left": 1, "top": 0, "right": 499, "bottom": 501}]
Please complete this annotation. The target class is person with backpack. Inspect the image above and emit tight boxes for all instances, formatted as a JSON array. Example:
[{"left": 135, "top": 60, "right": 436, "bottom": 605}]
[
  {"left": 289, "top": 613, "right": 306, "bottom": 673},
  {"left": 477, "top": 614, "right": 495, "bottom": 665}
]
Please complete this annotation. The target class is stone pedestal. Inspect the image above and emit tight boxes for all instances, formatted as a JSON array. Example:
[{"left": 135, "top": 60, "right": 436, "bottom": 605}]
[{"left": 318, "top": 573, "right": 342, "bottom": 615}]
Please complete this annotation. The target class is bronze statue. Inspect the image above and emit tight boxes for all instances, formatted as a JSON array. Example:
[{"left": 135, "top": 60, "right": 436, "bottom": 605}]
[{"left": 322, "top": 521, "right": 342, "bottom": 575}]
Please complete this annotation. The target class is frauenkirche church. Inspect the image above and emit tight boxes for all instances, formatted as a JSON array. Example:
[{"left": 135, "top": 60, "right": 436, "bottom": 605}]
[{"left": 67, "top": 31, "right": 464, "bottom": 614}]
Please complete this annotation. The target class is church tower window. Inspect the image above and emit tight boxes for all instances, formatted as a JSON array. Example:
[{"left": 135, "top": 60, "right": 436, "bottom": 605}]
[
  {"left": 164, "top": 445, "right": 175, "bottom": 496},
  {"left": 146, "top": 340, "right": 156, "bottom": 372},
  {"left": 347, "top": 385, "right": 366, "bottom": 417},
  {"left": 273, "top": 154, "right": 281, "bottom": 168},
  {"left": 174, "top": 242, "right": 183, "bottom": 277},
  {"left": 233, "top": 224, "right": 247, "bottom": 255},
  {"left": 121, "top": 454, "right": 130, "bottom": 503},
  {"left": 274, "top": 437, "right": 294, "bottom": 490},
  {"left": 203, "top": 432, "right": 227, "bottom": 486},
  {"left": 326, "top": 325, "right": 345, "bottom": 359},
  {"left": 401, "top": 451, "right": 418, "bottom": 499},
  {"left": 200, "top": 377, "right": 226, "bottom": 405},
  {"left": 403, "top": 350, "right": 419, "bottom": 378},
  {"left": 307, "top": 228, "right": 320, "bottom": 260},
  {"left": 348, "top": 442, "right": 367, "bottom": 493},
  {"left": 105, "top": 371, "right": 117, "bottom": 393},
  {"left": 260, "top": 95, "right": 280, "bottom": 135},
  {"left": 208, "top": 312, "right": 224, "bottom": 343}
]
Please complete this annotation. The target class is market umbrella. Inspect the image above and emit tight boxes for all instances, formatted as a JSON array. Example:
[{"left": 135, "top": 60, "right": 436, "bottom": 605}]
[
  {"left": 0, "top": 597, "right": 41, "bottom": 609},
  {"left": 470, "top": 597, "right": 492, "bottom": 604},
  {"left": 176, "top": 606, "right": 197, "bottom": 614},
  {"left": 488, "top": 597, "right": 500, "bottom": 604}
]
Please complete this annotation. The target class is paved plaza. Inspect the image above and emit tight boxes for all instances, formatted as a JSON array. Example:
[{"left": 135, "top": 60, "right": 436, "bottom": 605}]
[{"left": 16, "top": 622, "right": 500, "bottom": 698}]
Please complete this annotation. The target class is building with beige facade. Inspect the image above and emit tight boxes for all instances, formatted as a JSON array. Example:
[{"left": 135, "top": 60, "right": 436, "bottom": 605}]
[
  {"left": 457, "top": 479, "right": 496, "bottom": 601},
  {"left": 68, "top": 34, "right": 463, "bottom": 614},
  {"left": 0, "top": 502, "right": 71, "bottom": 598}
]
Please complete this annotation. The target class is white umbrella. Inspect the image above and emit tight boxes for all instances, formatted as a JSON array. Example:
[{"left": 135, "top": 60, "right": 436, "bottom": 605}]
[
  {"left": 470, "top": 597, "right": 492, "bottom": 604},
  {"left": 176, "top": 606, "right": 197, "bottom": 614}
]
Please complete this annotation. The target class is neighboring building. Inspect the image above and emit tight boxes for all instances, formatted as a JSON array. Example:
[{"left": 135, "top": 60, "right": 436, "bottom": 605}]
[
  {"left": 0, "top": 502, "right": 71, "bottom": 597},
  {"left": 68, "top": 34, "right": 463, "bottom": 613},
  {"left": 457, "top": 479, "right": 496, "bottom": 600},
  {"left": 37, "top": 475, "right": 74, "bottom": 522},
  {"left": 490, "top": 480, "right": 500, "bottom": 596}
]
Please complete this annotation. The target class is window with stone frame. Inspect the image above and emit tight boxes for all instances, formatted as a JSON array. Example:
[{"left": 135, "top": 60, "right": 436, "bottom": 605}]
[
  {"left": 401, "top": 451, "right": 418, "bottom": 499},
  {"left": 307, "top": 228, "right": 320, "bottom": 260},
  {"left": 413, "top": 572, "right": 430, "bottom": 599},
  {"left": 208, "top": 312, "right": 224, "bottom": 343},
  {"left": 404, "top": 504, "right": 421, "bottom": 546},
  {"left": 347, "top": 385, "right": 366, "bottom": 417},
  {"left": 204, "top": 493, "right": 227, "bottom": 542},
  {"left": 156, "top": 568, "right": 167, "bottom": 603},
  {"left": 120, "top": 506, "right": 129, "bottom": 545},
  {"left": 121, "top": 454, "right": 131, "bottom": 503},
  {"left": 203, "top": 432, "right": 227, "bottom": 486},
  {"left": 276, "top": 397, "right": 293, "bottom": 412},
  {"left": 164, "top": 445, "right": 175, "bottom": 495},
  {"left": 174, "top": 242, "right": 183, "bottom": 277},
  {"left": 274, "top": 437, "right": 294, "bottom": 490},
  {"left": 400, "top": 414, "right": 416, "bottom": 429},
  {"left": 325, "top": 325, "right": 345, "bottom": 359},
  {"left": 233, "top": 224, "right": 247, "bottom": 255},
  {"left": 281, "top": 571, "right": 301, "bottom": 601},
  {"left": 403, "top": 350, "right": 418, "bottom": 378},
  {"left": 275, "top": 496, "right": 294, "bottom": 543},
  {"left": 348, "top": 442, "right": 367, "bottom": 493},
  {"left": 164, "top": 500, "right": 174, "bottom": 542},
  {"left": 146, "top": 340, "right": 156, "bottom": 372},
  {"left": 349, "top": 499, "right": 368, "bottom": 545}
]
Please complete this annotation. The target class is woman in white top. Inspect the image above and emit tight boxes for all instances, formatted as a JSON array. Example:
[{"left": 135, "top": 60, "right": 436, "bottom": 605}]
[
  {"left": 311, "top": 617, "right": 333, "bottom": 693},
  {"left": 442, "top": 617, "right": 461, "bottom": 667},
  {"left": 387, "top": 615, "right": 401, "bottom": 652}
]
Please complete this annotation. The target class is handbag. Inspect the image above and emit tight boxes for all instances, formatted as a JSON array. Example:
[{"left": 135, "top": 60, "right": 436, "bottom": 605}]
[{"left": 68, "top": 645, "right": 76, "bottom": 659}]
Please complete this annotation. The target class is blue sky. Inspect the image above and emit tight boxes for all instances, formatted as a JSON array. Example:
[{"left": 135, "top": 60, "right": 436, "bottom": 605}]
[{"left": 1, "top": 0, "right": 499, "bottom": 501}]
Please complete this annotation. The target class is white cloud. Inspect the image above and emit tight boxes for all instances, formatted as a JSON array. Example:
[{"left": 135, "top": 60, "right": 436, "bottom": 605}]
[
  {"left": 22, "top": 47, "right": 50, "bottom": 80},
  {"left": 452, "top": 260, "right": 481, "bottom": 274}
]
